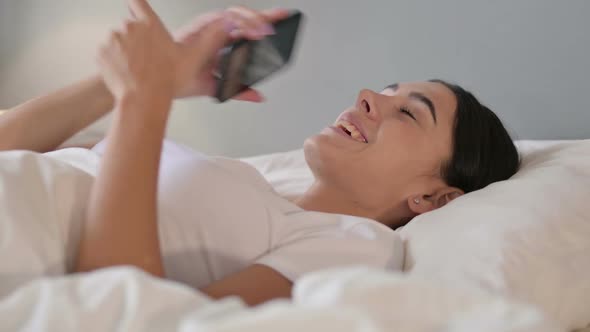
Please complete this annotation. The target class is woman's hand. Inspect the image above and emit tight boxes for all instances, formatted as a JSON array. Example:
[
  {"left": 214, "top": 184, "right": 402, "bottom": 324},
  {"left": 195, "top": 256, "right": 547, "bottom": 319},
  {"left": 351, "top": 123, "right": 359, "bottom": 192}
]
[
  {"left": 100, "top": 2, "right": 289, "bottom": 104},
  {"left": 97, "top": 0, "right": 173, "bottom": 106},
  {"left": 172, "top": 6, "right": 291, "bottom": 102},
  {"left": 97, "top": 0, "right": 230, "bottom": 110}
]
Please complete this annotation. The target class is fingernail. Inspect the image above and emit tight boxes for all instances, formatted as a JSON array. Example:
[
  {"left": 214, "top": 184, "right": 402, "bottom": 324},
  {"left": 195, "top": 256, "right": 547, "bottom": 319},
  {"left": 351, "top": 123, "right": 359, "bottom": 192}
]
[
  {"left": 268, "top": 7, "right": 290, "bottom": 14},
  {"left": 224, "top": 19, "right": 237, "bottom": 33},
  {"left": 259, "top": 24, "right": 275, "bottom": 36}
]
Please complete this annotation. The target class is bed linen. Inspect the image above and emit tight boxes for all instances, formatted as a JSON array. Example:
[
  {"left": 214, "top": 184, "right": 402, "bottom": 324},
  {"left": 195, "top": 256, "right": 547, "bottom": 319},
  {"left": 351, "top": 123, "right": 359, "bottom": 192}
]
[
  {"left": 0, "top": 266, "right": 562, "bottom": 332},
  {"left": 0, "top": 140, "right": 587, "bottom": 331}
]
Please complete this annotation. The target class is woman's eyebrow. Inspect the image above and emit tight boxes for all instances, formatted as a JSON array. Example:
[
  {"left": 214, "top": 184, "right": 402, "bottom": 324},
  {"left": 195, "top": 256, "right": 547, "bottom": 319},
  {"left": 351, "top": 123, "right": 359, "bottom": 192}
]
[
  {"left": 385, "top": 83, "right": 399, "bottom": 91},
  {"left": 409, "top": 92, "right": 437, "bottom": 124},
  {"left": 384, "top": 83, "right": 437, "bottom": 124}
]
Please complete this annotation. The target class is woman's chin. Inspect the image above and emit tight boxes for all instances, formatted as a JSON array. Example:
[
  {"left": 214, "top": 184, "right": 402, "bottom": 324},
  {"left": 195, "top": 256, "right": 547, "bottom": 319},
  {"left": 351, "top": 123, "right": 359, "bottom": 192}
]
[
  {"left": 304, "top": 133, "right": 353, "bottom": 175},
  {"left": 304, "top": 135, "right": 335, "bottom": 173},
  {"left": 304, "top": 132, "right": 340, "bottom": 158}
]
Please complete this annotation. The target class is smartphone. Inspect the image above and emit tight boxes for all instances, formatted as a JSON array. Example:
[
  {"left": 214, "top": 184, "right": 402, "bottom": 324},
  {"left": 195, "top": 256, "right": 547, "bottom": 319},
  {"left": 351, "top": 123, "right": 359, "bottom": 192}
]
[{"left": 214, "top": 10, "right": 304, "bottom": 102}]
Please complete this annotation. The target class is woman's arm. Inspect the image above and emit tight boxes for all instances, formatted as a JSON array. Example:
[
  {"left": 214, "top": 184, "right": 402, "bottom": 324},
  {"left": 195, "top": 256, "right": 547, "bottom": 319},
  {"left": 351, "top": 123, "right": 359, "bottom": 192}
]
[
  {"left": 76, "top": 94, "right": 171, "bottom": 275},
  {"left": 0, "top": 76, "right": 113, "bottom": 152},
  {"left": 74, "top": 0, "right": 231, "bottom": 276},
  {"left": 201, "top": 264, "right": 292, "bottom": 306},
  {"left": 75, "top": 0, "right": 293, "bottom": 305},
  {"left": 74, "top": 0, "right": 184, "bottom": 275}
]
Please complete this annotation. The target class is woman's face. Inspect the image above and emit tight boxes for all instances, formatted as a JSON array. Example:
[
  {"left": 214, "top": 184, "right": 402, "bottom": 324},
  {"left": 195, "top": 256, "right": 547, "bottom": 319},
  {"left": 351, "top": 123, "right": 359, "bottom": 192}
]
[{"left": 304, "top": 81, "right": 461, "bottom": 224}]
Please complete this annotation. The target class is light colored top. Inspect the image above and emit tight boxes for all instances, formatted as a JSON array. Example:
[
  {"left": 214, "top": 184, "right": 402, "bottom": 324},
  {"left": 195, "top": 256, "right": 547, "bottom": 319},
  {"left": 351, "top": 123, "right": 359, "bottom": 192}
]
[{"left": 74, "top": 141, "right": 404, "bottom": 289}]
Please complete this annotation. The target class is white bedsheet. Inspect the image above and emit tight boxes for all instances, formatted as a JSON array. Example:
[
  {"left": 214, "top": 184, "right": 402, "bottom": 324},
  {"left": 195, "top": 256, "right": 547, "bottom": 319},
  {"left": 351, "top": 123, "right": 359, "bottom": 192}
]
[{"left": 0, "top": 267, "right": 563, "bottom": 332}]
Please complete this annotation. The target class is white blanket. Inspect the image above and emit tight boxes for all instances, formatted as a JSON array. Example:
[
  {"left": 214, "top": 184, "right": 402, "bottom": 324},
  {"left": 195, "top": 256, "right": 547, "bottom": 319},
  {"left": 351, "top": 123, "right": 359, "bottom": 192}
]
[{"left": 0, "top": 267, "right": 563, "bottom": 332}]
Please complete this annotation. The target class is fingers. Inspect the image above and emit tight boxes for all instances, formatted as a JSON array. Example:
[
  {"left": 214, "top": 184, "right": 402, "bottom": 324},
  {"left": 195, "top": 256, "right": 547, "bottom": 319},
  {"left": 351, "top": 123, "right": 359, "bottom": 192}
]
[
  {"left": 233, "top": 89, "right": 265, "bottom": 103},
  {"left": 97, "top": 31, "right": 129, "bottom": 99},
  {"left": 169, "top": 6, "right": 290, "bottom": 99},
  {"left": 187, "top": 17, "right": 232, "bottom": 64},
  {"left": 173, "top": 11, "right": 225, "bottom": 42},
  {"left": 260, "top": 8, "right": 291, "bottom": 23},
  {"left": 176, "top": 6, "right": 290, "bottom": 43},
  {"left": 127, "top": 0, "right": 157, "bottom": 22},
  {"left": 225, "top": 6, "right": 277, "bottom": 40}
]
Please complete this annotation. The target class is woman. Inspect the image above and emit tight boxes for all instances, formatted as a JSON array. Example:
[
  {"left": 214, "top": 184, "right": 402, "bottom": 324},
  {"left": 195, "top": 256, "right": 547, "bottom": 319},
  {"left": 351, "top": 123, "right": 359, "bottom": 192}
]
[{"left": 0, "top": 1, "right": 519, "bottom": 305}]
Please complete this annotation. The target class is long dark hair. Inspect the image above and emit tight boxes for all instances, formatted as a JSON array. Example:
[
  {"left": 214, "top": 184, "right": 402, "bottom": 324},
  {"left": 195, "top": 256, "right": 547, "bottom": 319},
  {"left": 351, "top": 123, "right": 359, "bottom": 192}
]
[{"left": 430, "top": 79, "right": 520, "bottom": 193}]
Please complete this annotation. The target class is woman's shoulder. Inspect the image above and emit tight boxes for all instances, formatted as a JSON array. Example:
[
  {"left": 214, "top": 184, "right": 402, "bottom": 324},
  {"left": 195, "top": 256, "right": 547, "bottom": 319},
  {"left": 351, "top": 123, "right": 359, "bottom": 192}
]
[
  {"left": 275, "top": 211, "right": 403, "bottom": 260},
  {"left": 283, "top": 210, "right": 398, "bottom": 236},
  {"left": 257, "top": 211, "right": 405, "bottom": 281}
]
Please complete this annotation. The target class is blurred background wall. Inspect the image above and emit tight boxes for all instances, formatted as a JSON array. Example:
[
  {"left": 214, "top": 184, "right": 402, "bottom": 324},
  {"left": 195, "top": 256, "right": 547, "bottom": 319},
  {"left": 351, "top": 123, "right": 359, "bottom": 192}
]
[{"left": 1, "top": 0, "right": 589, "bottom": 157}]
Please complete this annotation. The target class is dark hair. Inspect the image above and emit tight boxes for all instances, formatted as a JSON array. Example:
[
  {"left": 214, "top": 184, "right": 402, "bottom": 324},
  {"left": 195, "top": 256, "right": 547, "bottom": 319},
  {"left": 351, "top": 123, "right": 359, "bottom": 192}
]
[{"left": 429, "top": 79, "right": 520, "bottom": 193}]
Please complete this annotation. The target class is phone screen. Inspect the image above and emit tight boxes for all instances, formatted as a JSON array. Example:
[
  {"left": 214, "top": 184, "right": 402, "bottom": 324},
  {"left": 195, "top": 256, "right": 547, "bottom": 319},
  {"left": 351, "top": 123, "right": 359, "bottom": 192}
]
[{"left": 215, "top": 11, "right": 303, "bottom": 102}]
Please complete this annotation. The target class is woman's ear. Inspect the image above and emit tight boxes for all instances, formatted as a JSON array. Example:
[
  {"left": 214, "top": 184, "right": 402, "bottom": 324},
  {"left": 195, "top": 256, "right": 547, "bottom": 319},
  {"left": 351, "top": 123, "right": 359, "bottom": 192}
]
[{"left": 407, "top": 187, "right": 464, "bottom": 215}]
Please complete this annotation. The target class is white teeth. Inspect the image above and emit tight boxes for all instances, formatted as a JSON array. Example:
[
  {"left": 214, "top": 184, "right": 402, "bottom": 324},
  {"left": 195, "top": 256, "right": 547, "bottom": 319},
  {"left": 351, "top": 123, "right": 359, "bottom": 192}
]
[{"left": 336, "top": 120, "right": 367, "bottom": 143}]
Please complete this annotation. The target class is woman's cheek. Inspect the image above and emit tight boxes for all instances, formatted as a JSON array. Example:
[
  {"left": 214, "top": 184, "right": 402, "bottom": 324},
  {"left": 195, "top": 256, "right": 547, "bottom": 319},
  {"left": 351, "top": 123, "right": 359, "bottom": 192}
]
[{"left": 382, "top": 121, "right": 416, "bottom": 143}]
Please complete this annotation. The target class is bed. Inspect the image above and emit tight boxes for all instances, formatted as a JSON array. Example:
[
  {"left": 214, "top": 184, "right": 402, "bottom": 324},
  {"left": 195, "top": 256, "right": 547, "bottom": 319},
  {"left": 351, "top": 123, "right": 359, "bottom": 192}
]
[{"left": 0, "top": 138, "right": 589, "bottom": 332}]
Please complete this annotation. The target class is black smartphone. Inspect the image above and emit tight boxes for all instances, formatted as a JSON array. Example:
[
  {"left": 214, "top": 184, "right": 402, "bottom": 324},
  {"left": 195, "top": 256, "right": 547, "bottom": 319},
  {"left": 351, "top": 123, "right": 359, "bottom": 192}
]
[{"left": 214, "top": 10, "right": 304, "bottom": 102}]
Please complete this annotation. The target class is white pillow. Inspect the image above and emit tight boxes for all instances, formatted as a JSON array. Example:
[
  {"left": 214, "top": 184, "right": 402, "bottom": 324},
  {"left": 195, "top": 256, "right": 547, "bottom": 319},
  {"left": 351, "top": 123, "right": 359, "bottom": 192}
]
[
  {"left": 241, "top": 140, "right": 590, "bottom": 330},
  {"left": 399, "top": 140, "right": 590, "bottom": 330}
]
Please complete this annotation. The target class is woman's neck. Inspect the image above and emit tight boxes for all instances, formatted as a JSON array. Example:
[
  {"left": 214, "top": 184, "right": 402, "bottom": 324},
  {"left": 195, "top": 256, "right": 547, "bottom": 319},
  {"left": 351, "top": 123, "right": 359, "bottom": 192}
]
[
  {"left": 294, "top": 181, "right": 410, "bottom": 228},
  {"left": 294, "top": 181, "right": 376, "bottom": 220}
]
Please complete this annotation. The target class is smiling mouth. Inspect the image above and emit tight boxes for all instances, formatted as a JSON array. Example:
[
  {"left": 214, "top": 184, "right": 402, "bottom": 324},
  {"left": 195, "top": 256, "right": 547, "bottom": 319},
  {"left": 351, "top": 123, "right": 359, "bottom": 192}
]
[{"left": 336, "top": 120, "right": 368, "bottom": 143}]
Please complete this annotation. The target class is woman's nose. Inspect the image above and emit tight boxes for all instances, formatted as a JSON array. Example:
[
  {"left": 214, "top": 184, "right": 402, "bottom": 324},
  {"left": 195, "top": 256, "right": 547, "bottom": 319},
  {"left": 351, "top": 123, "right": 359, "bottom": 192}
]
[{"left": 356, "top": 89, "right": 381, "bottom": 122}]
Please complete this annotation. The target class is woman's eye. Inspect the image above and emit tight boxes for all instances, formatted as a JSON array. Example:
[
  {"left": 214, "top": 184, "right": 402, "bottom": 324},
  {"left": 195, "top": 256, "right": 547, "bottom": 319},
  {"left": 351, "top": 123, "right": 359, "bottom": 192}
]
[{"left": 400, "top": 107, "right": 416, "bottom": 120}]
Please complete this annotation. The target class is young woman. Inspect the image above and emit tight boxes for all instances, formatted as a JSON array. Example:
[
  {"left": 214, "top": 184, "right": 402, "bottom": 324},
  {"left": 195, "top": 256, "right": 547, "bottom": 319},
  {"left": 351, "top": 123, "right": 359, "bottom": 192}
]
[{"left": 0, "top": 0, "right": 519, "bottom": 306}]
